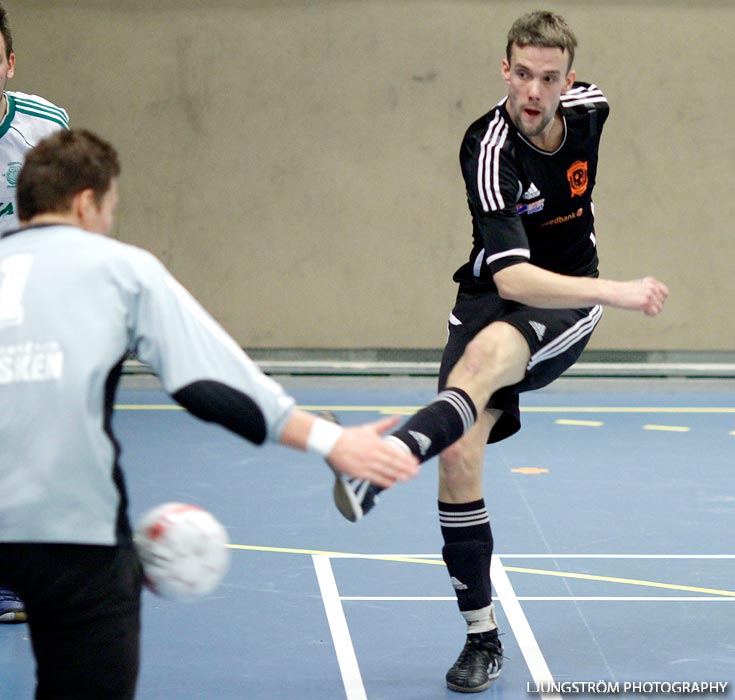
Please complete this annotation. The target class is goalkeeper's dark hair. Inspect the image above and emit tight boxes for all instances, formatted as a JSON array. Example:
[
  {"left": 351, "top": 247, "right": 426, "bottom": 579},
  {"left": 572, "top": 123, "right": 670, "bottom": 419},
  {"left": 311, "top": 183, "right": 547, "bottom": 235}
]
[{"left": 17, "top": 129, "right": 120, "bottom": 222}]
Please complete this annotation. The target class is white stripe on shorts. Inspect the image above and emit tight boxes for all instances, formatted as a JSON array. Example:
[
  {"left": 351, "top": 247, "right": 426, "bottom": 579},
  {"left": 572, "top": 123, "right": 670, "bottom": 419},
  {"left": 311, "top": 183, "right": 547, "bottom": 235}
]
[{"left": 526, "top": 305, "right": 602, "bottom": 371}]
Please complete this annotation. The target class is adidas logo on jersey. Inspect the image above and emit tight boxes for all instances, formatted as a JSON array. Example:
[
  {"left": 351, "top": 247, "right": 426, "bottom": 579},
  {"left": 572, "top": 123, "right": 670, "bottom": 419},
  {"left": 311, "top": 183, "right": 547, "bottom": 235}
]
[
  {"left": 408, "top": 430, "right": 432, "bottom": 456},
  {"left": 522, "top": 182, "right": 541, "bottom": 200},
  {"left": 529, "top": 320, "right": 547, "bottom": 341},
  {"left": 450, "top": 576, "right": 468, "bottom": 591}
]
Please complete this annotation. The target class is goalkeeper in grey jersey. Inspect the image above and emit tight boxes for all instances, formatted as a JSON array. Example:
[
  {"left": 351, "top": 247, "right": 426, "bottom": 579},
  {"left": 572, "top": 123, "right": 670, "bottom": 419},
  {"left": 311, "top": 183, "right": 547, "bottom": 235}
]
[{"left": 0, "top": 129, "right": 418, "bottom": 700}]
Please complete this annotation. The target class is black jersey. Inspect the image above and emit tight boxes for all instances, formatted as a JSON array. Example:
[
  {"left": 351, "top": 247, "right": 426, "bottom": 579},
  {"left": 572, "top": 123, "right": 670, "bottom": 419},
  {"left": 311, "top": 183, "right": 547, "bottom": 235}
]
[{"left": 453, "top": 82, "right": 609, "bottom": 294}]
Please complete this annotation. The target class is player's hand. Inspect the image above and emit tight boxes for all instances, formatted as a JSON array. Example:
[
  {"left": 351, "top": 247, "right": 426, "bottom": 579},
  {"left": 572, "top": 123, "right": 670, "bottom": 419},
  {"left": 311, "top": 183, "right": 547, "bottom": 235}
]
[
  {"left": 327, "top": 415, "right": 419, "bottom": 488},
  {"left": 619, "top": 277, "right": 669, "bottom": 316}
]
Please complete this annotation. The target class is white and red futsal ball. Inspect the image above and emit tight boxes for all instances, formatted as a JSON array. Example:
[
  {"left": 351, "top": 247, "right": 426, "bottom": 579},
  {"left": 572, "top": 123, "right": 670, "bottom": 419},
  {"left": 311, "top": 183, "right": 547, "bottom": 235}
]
[{"left": 134, "top": 502, "right": 231, "bottom": 602}]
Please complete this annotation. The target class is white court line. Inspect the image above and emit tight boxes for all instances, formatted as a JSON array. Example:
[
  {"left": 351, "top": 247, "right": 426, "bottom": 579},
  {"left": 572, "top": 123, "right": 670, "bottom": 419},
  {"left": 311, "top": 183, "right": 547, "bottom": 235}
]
[
  {"left": 312, "top": 552, "right": 733, "bottom": 700},
  {"left": 313, "top": 555, "right": 367, "bottom": 700},
  {"left": 491, "top": 556, "right": 562, "bottom": 700},
  {"left": 340, "top": 596, "right": 735, "bottom": 602}
]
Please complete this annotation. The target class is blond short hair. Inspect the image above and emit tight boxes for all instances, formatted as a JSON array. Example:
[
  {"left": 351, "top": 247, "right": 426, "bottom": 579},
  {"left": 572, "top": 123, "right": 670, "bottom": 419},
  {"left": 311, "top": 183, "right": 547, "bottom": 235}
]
[{"left": 506, "top": 10, "right": 578, "bottom": 71}]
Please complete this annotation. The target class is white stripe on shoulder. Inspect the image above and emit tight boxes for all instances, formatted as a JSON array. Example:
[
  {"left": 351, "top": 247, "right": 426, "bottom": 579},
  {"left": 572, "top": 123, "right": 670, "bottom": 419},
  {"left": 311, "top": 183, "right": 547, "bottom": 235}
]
[
  {"left": 477, "top": 112, "right": 508, "bottom": 213},
  {"left": 564, "top": 83, "right": 601, "bottom": 94},
  {"left": 11, "top": 94, "right": 69, "bottom": 129},
  {"left": 562, "top": 95, "right": 608, "bottom": 108},
  {"left": 563, "top": 84, "right": 598, "bottom": 96},
  {"left": 9, "top": 92, "right": 68, "bottom": 118},
  {"left": 561, "top": 84, "right": 607, "bottom": 107}
]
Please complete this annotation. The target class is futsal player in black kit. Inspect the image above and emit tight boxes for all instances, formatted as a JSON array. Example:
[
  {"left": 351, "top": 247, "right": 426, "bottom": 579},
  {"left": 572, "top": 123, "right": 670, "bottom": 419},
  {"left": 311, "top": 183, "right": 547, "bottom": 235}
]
[{"left": 333, "top": 10, "right": 669, "bottom": 692}]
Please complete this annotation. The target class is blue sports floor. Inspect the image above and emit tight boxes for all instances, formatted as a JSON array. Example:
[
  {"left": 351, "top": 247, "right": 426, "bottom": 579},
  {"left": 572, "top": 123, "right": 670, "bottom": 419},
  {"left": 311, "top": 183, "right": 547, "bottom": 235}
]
[{"left": 1, "top": 375, "right": 734, "bottom": 699}]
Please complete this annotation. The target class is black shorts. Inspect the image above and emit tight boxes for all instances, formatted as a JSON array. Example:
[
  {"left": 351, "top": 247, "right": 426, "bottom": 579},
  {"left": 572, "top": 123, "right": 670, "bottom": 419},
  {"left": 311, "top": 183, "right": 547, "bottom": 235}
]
[
  {"left": 0, "top": 541, "right": 143, "bottom": 700},
  {"left": 438, "top": 290, "right": 602, "bottom": 443}
]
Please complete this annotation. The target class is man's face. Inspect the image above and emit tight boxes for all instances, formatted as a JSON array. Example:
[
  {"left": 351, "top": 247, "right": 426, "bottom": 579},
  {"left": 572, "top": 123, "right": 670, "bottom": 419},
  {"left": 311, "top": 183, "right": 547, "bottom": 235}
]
[
  {"left": 0, "top": 35, "right": 15, "bottom": 93},
  {"left": 501, "top": 44, "right": 574, "bottom": 141}
]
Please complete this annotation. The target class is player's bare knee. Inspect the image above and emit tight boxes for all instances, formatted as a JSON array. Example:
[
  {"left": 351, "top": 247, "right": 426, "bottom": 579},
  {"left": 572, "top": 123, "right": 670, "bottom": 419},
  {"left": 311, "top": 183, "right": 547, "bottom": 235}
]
[
  {"left": 462, "top": 324, "right": 518, "bottom": 379},
  {"left": 460, "top": 336, "right": 494, "bottom": 376},
  {"left": 439, "top": 441, "right": 483, "bottom": 490}
]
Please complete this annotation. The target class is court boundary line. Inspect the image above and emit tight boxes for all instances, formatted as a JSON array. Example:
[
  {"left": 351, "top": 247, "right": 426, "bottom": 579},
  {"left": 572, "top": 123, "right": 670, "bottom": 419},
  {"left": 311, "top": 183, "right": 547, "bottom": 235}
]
[
  {"left": 308, "top": 551, "right": 734, "bottom": 700},
  {"left": 339, "top": 596, "right": 735, "bottom": 602},
  {"left": 312, "top": 552, "right": 561, "bottom": 700},
  {"left": 492, "top": 557, "right": 561, "bottom": 699},
  {"left": 313, "top": 554, "right": 367, "bottom": 700},
  {"left": 230, "top": 546, "right": 735, "bottom": 597}
]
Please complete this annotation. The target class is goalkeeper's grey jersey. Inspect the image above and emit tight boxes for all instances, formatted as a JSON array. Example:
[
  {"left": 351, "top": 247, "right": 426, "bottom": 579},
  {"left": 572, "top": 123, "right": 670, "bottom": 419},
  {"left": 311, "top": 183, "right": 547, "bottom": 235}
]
[{"left": 0, "top": 225, "right": 295, "bottom": 545}]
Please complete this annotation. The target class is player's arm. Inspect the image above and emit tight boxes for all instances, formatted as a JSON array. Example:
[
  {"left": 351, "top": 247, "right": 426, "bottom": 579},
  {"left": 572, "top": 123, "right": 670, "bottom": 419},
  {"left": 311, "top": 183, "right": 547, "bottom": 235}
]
[
  {"left": 461, "top": 121, "right": 535, "bottom": 279},
  {"left": 493, "top": 262, "right": 668, "bottom": 316},
  {"left": 463, "top": 119, "right": 667, "bottom": 317}
]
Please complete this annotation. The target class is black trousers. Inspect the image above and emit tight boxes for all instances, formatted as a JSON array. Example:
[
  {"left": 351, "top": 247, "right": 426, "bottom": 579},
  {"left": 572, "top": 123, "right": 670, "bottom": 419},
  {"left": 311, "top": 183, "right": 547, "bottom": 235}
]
[{"left": 0, "top": 541, "right": 143, "bottom": 700}]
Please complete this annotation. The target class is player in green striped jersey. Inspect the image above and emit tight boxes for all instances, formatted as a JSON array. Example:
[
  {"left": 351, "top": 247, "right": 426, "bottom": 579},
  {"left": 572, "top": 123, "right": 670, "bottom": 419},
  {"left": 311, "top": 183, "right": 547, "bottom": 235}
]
[
  {"left": 0, "top": 2, "right": 69, "bottom": 236},
  {"left": 0, "top": 0, "right": 68, "bottom": 625}
]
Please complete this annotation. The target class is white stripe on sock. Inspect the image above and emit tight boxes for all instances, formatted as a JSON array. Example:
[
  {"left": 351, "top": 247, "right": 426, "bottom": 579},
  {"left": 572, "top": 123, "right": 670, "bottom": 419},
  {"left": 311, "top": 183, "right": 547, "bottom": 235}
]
[
  {"left": 434, "top": 390, "right": 475, "bottom": 432},
  {"left": 439, "top": 507, "right": 490, "bottom": 527}
]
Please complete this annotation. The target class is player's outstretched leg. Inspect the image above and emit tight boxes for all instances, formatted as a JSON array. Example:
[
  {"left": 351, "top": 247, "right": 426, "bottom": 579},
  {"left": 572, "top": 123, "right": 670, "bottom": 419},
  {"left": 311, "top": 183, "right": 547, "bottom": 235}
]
[
  {"left": 315, "top": 410, "right": 380, "bottom": 522},
  {"left": 332, "top": 474, "right": 385, "bottom": 523},
  {"left": 332, "top": 388, "right": 478, "bottom": 522},
  {"left": 331, "top": 431, "right": 406, "bottom": 521}
]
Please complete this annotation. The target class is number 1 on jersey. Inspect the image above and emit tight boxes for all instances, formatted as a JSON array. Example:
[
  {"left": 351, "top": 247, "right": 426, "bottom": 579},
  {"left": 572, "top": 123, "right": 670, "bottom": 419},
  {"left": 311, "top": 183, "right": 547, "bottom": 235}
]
[{"left": 0, "top": 253, "right": 34, "bottom": 327}]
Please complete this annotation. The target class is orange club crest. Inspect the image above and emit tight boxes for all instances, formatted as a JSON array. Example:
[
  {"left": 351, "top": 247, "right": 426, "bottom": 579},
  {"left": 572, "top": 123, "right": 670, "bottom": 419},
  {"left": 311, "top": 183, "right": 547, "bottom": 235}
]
[{"left": 566, "top": 160, "right": 588, "bottom": 197}]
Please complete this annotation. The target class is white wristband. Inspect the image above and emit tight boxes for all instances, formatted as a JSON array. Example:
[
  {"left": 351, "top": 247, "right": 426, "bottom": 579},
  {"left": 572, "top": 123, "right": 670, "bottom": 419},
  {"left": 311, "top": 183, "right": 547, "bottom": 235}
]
[{"left": 306, "top": 418, "right": 343, "bottom": 457}]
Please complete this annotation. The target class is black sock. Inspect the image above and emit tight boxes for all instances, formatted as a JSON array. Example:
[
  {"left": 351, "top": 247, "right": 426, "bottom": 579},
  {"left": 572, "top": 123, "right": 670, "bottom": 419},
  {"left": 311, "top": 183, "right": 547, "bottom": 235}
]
[
  {"left": 439, "top": 499, "right": 494, "bottom": 623},
  {"left": 388, "top": 387, "right": 477, "bottom": 463}
]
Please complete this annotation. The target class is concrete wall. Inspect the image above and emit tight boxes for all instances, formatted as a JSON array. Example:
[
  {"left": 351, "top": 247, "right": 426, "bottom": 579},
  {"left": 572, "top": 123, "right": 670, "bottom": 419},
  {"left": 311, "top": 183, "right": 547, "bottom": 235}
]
[{"left": 6, "top": 1, "right": 734, "bottom": 350}]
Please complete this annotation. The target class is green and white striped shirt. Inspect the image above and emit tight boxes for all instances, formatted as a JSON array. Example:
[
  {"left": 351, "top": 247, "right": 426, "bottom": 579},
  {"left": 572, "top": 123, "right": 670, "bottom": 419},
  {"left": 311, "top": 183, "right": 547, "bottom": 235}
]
[{"left": 0, "top": 91, "right": 69, "bottom": 233}]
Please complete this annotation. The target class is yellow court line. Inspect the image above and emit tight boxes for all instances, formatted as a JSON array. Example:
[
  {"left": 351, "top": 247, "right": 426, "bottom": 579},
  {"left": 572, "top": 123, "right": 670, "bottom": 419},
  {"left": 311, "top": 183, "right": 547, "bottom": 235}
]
[
  {"left": 226, "top": 544, "right": 735, "bottom": 598},
  {"left": 508, "top": 566, "right": 735, "bottom": 598},
  {"left": 227, "top": 544, "right": 445, "bottom": 567},
  {"left": 643, "top": 425, "right": 691, "bottom": 432}
]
